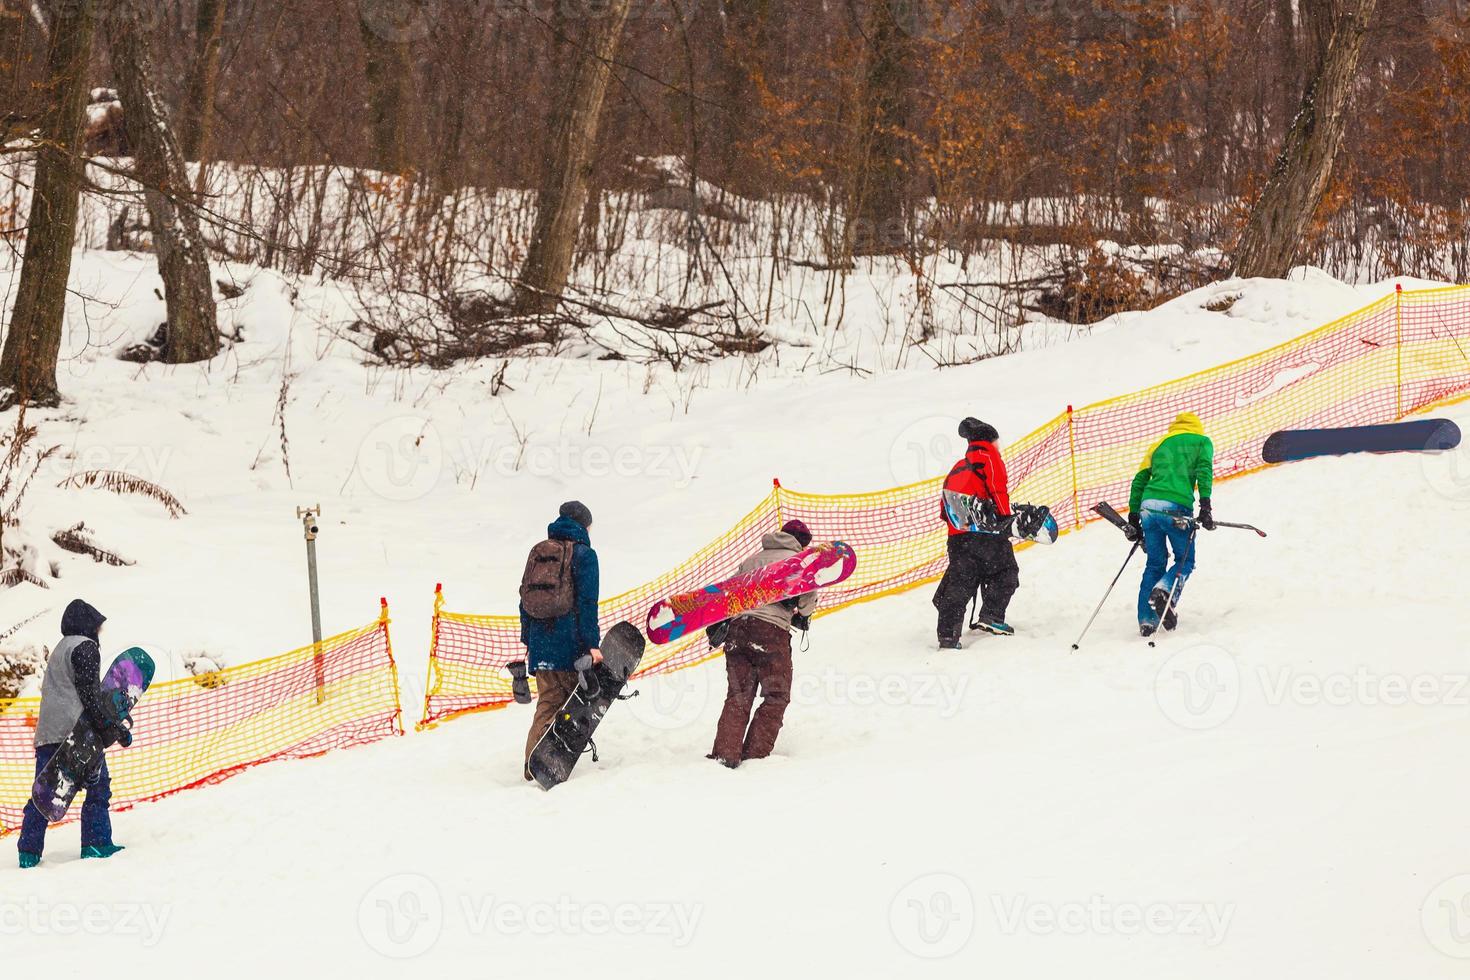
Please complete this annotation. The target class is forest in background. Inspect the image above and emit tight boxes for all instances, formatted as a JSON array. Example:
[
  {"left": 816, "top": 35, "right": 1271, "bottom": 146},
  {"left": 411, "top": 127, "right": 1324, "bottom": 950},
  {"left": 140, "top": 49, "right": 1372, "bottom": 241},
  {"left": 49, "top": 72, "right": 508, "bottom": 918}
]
[{"left": 0, "top": 0, "right": 1468, "bottom": 401}]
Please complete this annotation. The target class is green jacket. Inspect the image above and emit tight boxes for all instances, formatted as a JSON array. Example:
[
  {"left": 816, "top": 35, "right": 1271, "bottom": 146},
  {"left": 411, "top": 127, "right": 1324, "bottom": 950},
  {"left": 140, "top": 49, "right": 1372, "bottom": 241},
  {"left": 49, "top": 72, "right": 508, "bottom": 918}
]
[{"left": 1128, "top": 413, "right": 1215, "bottom": 512}]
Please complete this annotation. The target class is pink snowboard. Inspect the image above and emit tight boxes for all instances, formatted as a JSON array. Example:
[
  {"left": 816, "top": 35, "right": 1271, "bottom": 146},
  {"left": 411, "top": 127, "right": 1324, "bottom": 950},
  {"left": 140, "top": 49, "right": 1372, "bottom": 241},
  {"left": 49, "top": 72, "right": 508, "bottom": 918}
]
[{"left": 645, "top": 541, "right": 857, "bottom": 645}]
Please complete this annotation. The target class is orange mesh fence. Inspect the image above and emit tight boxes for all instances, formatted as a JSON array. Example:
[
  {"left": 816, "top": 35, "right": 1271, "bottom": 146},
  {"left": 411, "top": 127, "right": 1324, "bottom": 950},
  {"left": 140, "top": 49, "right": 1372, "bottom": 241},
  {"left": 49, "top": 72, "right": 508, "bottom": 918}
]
[
  {"left": 418, "top": 285, "right": 1470, "bottom": 729},
  {"left": 1, "top": 602, "right": 404, "bottom": 835}
]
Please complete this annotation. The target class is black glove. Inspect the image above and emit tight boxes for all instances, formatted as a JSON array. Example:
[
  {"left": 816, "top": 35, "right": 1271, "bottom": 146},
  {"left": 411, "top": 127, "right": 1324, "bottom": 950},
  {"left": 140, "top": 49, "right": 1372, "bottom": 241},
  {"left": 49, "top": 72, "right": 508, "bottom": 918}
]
[
  {"left": 103, "top": 725, "right": 132, "bottom": 749},
  {"left": 1198, "top": 497, "right": 1215, "bottom": 531},
  {"left": 707, "top": 620, "right": 730, "bottom": 649},
  {"left": 1124, "top": 512, "right": 1142, "bottom": 542},
  {"left": 791, "top": 613, "right": 811, "bottom": 632}
]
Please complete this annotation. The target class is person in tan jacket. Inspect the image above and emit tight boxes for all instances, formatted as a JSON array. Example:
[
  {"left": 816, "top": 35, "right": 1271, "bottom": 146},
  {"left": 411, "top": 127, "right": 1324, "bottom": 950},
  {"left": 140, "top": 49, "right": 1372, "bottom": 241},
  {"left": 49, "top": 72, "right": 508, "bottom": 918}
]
[{"left": 709, "top": 520, "right": 819, "bottom": 767}]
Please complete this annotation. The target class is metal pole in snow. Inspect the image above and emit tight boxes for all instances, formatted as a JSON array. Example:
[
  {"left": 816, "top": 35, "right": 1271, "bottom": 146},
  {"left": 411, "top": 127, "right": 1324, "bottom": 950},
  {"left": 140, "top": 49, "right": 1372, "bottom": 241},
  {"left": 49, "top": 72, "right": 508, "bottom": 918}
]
[{"left": 297, "top": 504, "right": 324, "bottom": 703}]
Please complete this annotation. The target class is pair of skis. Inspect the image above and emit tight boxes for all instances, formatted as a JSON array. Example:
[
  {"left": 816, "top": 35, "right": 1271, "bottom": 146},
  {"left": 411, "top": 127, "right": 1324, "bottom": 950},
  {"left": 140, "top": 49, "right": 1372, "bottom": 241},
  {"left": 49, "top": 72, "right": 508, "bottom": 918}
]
[{"left": 1070, "top": 502, "right": 1266, "bottom": 651}]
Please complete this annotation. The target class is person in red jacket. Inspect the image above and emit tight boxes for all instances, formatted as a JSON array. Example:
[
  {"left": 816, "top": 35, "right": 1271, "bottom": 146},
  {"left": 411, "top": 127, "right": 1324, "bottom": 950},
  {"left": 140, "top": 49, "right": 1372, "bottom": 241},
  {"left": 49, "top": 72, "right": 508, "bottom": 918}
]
[{"left": 932, "top": 417, "right": 1019, "bottom": 648}]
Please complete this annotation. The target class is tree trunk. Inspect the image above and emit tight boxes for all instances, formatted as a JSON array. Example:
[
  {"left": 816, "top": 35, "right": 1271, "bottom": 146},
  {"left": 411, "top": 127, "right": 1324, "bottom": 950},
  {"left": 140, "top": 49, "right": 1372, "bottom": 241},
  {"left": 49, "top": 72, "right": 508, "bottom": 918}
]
[
  {"left": 513, "top": 0, "right": 632, "bottom": 315},
  {"left": 357, "top": 3, "right": 419, "bottom": 174},
  {"left": 180, "top": 0, "right": 227, "bottom": 164},
  {"left": 108, "top": 5, "right": 220, "bottom": 364},
  {"left": 845, "top": 0, "right": 912, "bottom": 257},
  {"left": 0, "top": 1, "right": 97, "bottom": 407},
  {"left": 1233, "top": 0, "right": 1377, "bottom": 280}
]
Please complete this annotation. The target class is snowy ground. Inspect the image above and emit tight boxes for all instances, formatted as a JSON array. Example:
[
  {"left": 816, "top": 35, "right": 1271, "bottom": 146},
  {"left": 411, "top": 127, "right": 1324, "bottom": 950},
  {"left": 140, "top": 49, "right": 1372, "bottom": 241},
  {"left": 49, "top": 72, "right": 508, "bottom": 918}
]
[{"left": 2, "top": 252, "right": 1468, "bottom": 977}]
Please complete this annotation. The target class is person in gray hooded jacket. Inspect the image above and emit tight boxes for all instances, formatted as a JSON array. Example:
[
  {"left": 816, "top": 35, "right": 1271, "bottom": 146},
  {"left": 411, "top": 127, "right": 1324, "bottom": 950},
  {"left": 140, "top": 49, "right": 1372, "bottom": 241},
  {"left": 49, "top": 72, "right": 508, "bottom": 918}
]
[
  {"left": 709, "top": 520, "right": 819, "bottom": 767},
  {"left": 17, "top": 599, "right": 129, "bottom": 868}
]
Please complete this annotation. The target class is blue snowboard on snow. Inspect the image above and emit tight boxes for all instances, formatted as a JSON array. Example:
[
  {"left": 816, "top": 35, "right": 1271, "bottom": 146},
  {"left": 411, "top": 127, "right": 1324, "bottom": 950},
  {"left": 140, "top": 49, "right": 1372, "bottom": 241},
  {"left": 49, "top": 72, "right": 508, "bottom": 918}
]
[{"left": 1262, "top": 419, "right": 1461, "bottom": 464}]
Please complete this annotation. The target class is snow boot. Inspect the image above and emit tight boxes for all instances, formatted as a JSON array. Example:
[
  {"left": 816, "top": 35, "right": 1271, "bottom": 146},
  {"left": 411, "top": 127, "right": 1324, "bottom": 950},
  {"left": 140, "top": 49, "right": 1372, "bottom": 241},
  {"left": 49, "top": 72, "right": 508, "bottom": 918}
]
[
  {"left": 705, "top": 753, "right": 739, "bottom": 770},
  {"left": 80, "top": 844, "right": 125, "bottom": 860},
  {"left": 972, "top": 620, "right": 1015, "bottom": 637},
  {"left": 937, "top": 637, "right": 963, "bottom": 651},
  {"left": 1140, "top": 621, "right": 1158, "bottom": 638},
  {"left": 1150, "top": 587, "right": 1180, "bottom": 631},
  {"left": 18, "top": 851, "right": 40, "bottom": 869}
]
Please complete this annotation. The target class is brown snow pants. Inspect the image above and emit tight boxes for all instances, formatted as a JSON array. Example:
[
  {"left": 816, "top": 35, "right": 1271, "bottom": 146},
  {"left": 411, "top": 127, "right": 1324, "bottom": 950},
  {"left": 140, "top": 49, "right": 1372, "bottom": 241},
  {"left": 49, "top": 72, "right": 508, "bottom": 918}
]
[
  {"left": 711, "top": 617, "right": 794, "bottom": 763},
  {"left": 524, "top": 670, "right": 581, "bottom": 776}
]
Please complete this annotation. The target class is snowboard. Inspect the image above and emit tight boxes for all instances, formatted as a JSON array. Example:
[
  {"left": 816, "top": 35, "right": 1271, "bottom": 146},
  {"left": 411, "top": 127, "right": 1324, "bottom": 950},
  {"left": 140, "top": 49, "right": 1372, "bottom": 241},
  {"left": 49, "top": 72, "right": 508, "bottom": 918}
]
[
  {"left": 31, "top": 647, "right": 155, "bottom": 824},
  {"left": 943, "top": 491, "right": 1059, "bottom": 545},
  {"left": 645, "top": 541, "right": 857, "bottom": 645},
  {"left": 527, "top": 621, "right": 645, "bottom": 790},
  {"left": 1262, "top": 418, "right": 1461, "bottom": 464}
]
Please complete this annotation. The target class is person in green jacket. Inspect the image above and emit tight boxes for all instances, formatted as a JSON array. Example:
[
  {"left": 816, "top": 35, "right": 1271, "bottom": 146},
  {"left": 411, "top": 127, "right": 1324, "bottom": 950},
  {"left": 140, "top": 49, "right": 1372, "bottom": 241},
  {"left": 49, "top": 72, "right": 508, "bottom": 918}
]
[{"left": 1124, "top": 412, "right": 1215, "bottom": 636}]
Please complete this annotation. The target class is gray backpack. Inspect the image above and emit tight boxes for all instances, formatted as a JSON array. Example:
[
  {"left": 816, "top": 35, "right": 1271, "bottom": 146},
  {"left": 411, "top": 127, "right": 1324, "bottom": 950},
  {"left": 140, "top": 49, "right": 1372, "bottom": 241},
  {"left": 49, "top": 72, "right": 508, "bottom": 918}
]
[{"left": 519, "top": 539, "right": 575, "bottom": 620}]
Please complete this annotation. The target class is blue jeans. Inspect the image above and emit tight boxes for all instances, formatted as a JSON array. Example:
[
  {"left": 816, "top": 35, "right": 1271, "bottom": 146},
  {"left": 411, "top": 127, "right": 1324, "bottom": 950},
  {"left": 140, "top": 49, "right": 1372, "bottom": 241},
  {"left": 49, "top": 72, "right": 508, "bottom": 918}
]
[
  {"left": 1137, "top": 500, "right": 1197, "bottom": 625},
  {"left": 18, "top": 743, "right": 113, "bottom": 856}
]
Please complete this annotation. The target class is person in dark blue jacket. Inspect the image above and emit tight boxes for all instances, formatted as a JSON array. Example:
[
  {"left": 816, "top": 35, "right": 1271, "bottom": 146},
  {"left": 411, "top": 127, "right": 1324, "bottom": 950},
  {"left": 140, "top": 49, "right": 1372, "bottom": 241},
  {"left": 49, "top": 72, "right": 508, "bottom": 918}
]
[
  {"left": 520, "top": 501, "right": 601, "bottom": 777},
  {"left": 18, "top": 599, "right": 129, "bottom": 868}
]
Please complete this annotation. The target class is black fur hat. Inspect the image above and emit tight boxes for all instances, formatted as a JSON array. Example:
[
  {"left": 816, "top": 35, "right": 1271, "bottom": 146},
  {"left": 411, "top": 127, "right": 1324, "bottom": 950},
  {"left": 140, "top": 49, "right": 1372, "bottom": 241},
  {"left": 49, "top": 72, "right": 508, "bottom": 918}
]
[{"left": 958, "top": 417, "right": 999, "bottom": 443}]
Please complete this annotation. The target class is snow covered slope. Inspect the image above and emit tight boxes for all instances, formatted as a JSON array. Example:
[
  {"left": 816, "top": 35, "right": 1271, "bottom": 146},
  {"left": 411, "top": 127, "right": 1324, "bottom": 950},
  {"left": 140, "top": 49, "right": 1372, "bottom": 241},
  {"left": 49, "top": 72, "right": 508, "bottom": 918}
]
[
  {"left": 8, "top": 401, "right": 1469, "bottom": 979},
  {"left": 4, "top": 257, "right": 1468, "bottom": 977}
]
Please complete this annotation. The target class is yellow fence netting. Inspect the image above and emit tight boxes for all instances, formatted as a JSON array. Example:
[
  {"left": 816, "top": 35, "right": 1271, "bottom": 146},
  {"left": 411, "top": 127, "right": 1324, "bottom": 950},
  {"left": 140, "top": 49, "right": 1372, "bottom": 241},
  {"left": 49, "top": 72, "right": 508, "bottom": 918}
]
[
  {"left": 419, "top": 284, "right": 1470, "bottom": 728},
  {"left": 1, "top": 601, "right": 405, "bottom": 836}
]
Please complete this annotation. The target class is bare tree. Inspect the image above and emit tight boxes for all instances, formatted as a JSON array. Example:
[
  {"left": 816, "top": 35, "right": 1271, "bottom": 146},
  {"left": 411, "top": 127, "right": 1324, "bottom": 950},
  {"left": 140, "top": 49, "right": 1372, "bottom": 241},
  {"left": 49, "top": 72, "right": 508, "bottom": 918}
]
[
  {"left": 844, "top": 0, "right": 913, "bottom": 256},
  {"left": 357, "top": 1, "right": 423, "bottom": 173},
  {"left": 180, "top": 0, "right": 228, "bottom": 165},
  {"left": 513, "top": 0, "right": 633, "bottom": 314},
  {"left": 0, "top": 0, "right": 97, "bottom": 407},
  {"left": 108, "top": 3, "right": 220, "bottom": 364},
  {"left": 1234, "top": 0, "right": 1378, "bottom": 279}
]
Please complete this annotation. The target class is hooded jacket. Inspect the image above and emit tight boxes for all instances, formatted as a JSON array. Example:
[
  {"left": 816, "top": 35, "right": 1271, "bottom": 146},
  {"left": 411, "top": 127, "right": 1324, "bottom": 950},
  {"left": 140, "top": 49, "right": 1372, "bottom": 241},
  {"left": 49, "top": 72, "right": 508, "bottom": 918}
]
[
  {"left": 35, "top": 599, "right": 113, "bottom": 748},
  {"left": 519, "top": 516, "right": 601, "bottom": 673},
  {"left": 734, "top": 531, "right": 820, "bottom": 631},
  {"left": 1128, "top": 413, "right": 1215, "bottom": 513}
]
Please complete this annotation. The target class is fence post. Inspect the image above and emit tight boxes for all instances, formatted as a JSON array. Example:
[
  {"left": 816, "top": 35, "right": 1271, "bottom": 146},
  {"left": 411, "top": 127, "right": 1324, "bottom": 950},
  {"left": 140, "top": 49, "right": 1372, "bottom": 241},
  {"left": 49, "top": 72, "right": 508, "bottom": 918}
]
[
  {"left": 1066, "top": 406, "right": 1081, "bottom": 528},
  {"left": 417, "top": 583, "right": 445, "bottom": 731},
  {"left": 1395, "top": 282, "right": 1404, "bottom": 419},
  {"left": 379, "top": 597, "right": 405, "bottom": 735},
  {"left": 296, "top": 504, "right": 325, "bottom": 704},
  {"left": 772, "top": 477, "right": 784, "bottom": 524}
]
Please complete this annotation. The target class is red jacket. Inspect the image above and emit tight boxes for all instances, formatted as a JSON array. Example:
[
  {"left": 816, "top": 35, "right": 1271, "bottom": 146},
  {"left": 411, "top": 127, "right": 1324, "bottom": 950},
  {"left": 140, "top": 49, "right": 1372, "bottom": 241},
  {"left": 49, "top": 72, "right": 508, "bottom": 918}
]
[{"left": 942, "top": 440, "right": 1011, "bottom": 535}]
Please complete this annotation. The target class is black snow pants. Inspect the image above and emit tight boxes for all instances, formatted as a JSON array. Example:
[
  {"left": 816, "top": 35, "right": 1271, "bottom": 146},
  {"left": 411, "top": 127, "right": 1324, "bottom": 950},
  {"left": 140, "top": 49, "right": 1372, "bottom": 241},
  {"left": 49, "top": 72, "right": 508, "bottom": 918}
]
[{"left": 932, "top": 531, "right": 1019, "bottom": 641}]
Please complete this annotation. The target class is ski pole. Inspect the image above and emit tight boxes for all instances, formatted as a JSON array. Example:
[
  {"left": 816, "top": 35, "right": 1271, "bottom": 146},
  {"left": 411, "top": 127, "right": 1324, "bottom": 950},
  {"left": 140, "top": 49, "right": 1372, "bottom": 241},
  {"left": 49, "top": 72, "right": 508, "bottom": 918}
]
[
  {"left": 1171, "top": 516, "right": 1268, "bottom": 538},
  {"left": 1070, "top": 540, "right": 1141, "bottom": 652}
]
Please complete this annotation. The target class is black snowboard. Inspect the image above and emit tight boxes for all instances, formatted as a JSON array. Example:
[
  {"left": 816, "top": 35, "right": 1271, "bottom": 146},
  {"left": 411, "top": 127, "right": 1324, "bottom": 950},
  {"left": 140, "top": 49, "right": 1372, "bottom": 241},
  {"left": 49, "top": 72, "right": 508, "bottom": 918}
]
[
  {"left": 527, "top": 621, "right": 646, "bottom": 790},
  {"left": 1262, "top": 419, "right": 1461, "bottom": 464}
]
